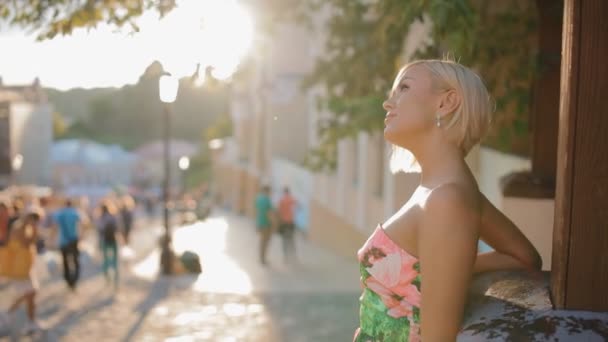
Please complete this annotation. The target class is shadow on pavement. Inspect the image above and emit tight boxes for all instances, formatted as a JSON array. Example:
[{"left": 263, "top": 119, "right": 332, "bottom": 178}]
[
  {"left": 47, "top": 288, "right": 115, "bottom": 340},
  {"left": 121, "top": 275, "right": 195, "bottom": 342},
  {"left": 216, "top": 210, "right": 362, "bottom": 341}
]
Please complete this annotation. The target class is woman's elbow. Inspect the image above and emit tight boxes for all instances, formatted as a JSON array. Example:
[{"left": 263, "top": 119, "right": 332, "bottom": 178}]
[{"left": 520, "top": 248, "right": 542, "bottom": 271}]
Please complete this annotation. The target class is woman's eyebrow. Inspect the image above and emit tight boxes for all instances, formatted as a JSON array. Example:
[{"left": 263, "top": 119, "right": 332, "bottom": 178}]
[
  {"left": 395, "top": 76, "right": 415, "bottom": 87},
  {"left": 388, "top": 76, "right": 417, "bottom": 96}
]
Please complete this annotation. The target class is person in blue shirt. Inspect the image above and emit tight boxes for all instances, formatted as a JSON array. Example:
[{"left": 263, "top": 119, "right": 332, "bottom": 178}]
[
  {"left": 53, "top": 199, "right": 81, "bottom": 291},
  {"left": 255, "top": 185, "right": 274, "bottom": 266}
]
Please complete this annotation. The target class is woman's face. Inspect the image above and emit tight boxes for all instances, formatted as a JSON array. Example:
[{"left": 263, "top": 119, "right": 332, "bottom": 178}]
[{"left": 383, "top": 65, "right": 440, "bottom": 148}]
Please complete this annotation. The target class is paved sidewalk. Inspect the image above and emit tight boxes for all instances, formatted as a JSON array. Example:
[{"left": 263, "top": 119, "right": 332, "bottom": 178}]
[
  {"left": 1, "top": 210, "right": 362, "bottom": 341},
  {"left": 131, "top": 211, "right": 362, "bottom": 341},
  {"left": 0, "top": 217, "right": 165, "bottom": 341}
]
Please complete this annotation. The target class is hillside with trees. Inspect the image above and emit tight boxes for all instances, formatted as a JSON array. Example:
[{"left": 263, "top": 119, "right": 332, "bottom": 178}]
[{"left": 48, "top": 60, "right": 230, "bottom": 149}]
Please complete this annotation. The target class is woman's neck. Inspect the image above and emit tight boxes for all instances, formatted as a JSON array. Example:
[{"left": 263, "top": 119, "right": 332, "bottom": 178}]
[{"left": 412, "top": 142, "right": 466, "bottom": 188}]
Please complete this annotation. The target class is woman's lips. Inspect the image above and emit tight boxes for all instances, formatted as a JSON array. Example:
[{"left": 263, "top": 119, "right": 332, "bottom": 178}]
[{"left": 384, "top": 113, "right": 396, "bottom": 124}]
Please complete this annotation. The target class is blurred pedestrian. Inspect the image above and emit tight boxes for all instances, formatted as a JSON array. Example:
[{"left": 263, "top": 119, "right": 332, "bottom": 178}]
[
  {"left": 8, "top": 199, "right": 24, "bottom": 231},
  {"left": 144, "top": 194, "right": 155, "bottom": 218},
  {"left": 76, "top": 196, "right": 93, "bottom": 233},
  {"left": 119, "top": 195, "right": 135, "bottom": 245},
  {"left": 254, "top": 185, "right": 274, "bottom": 266},
  {"left": 0, "top": 210, "right": 43, "bottom": 335},
  {"left": 278, "top": 187, "right": 298, "bottom": 264},
  {"left": 0, "top": 201, "right": 10, "bottom": 246},
  {"left": 53, "top": 199, "right": 81, "bottom": 291},
  {"left": 97, "top": 202, "right": 120, "bottom": 288}
]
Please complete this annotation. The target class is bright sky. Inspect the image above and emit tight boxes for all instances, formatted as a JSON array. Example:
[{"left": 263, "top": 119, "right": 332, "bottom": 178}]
[{"left": 0, "top": 0, "right": 254, "bottom": 90}]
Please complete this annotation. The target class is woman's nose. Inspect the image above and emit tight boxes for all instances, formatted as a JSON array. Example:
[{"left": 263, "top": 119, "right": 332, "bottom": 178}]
[{"left": 383, "top": 100, "right": 393, "bottom": 112}]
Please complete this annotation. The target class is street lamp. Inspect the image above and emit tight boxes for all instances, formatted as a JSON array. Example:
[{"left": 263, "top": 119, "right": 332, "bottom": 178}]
[
  {"left": 178, "top": 156, "right": 190, "bottom": 194},
  {"left": 178, "top": 156, "right": 190, "bottom": 171},
  {"left": 159, "top": 73, "right": 179, "bottom": 275}
]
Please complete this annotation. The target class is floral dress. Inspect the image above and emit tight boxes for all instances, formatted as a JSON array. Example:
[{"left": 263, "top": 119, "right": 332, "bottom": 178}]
[{"left": 354, "top": 225, "right": 422, "bottom": 342}]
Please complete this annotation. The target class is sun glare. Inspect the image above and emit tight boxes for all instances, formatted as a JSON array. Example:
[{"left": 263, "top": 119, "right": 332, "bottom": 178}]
[
  {"left": 150, "top": 0, "right": 254, "bottom": 81},
  {"left": 0, "top": 0, "right": 254, "bottom": 89}
]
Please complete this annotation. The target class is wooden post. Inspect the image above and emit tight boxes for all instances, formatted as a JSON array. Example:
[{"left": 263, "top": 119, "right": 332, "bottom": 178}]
[{"left": 552, "top": 0, "right": 608, "bottom": 311}]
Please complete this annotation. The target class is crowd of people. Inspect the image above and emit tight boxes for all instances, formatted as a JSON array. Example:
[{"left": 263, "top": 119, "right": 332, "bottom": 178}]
[{"left": 0, "top": 191, "right": 137, "bottom": 336}]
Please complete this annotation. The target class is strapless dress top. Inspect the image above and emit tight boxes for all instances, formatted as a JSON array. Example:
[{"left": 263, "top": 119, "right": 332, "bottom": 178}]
[{"left": 354, "top": 225, "right": 421, "bottom": 342}]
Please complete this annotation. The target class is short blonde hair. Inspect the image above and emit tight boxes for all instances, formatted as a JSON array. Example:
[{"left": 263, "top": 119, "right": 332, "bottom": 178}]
[{"left": 390, "top": 59, "right": 493, "bottom": 173}]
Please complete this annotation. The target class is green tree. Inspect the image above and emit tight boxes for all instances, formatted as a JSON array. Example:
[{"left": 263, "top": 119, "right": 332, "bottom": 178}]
[
  {"left": 260, "top": 0, "right": 541, "bottom": 171},
  {"left": 3, "top": 0, "right": 544, "bottom": 169},
  {"left": 0, "top": 0, "right": 176, "bottom": 40},
  {"left": 204, "top": 111, "right": 232, "bottom": 142},
  {"left": 46, "top": 87, "right": 115, "bottom": 122},
  {"left": 1, "top": 1, "right": 232, "bottom": 150},
  {"left": 52, "top": 61, "right": 228, "bottom": 149},
  {"left": 60, "top": 118, "right": 93, "bottom": 140},
  {"left": 184, "top": 148, "right": 212, "bottom": 189},
  {"left": 89, "top": 96, "right": 117, "bottom": 131},
  {"left": 52, "top": 111, "right": 67, "bottom": 138}
]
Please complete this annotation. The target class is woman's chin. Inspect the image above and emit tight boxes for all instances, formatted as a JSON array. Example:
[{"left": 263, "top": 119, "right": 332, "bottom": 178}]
[
  {"left": 383, "top": 127, "right": 399, "bottom": 144},
  {"left": 384, "top": 129, "right": 412, "bottom": 150}
]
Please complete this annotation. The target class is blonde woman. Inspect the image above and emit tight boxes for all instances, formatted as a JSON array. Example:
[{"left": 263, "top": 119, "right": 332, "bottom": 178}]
[{"left": 354, "top": 60, "right": 542, "bottom": 341}]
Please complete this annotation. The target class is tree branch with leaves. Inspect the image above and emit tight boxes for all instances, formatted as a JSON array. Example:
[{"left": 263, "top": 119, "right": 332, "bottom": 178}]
[
  {"left": 278, "top": 0, "right": 540, "bottom": 171},
  {"left": 0, "top": 0, "right": 176, "bottom": 40}
]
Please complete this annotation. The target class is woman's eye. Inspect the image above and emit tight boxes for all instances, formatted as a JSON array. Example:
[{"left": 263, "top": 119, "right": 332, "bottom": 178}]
[{"left": 399, "top": 84, "right": 409, "bottom": 91}]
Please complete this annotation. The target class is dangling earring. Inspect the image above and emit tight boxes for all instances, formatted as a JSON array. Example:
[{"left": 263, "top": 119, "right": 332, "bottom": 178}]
[{"left": 436, "top": 114, "right": 442, "bottom": 128}]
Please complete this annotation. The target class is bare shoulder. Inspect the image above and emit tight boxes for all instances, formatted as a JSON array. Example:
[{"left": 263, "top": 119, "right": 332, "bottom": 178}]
[
  {"left": 417, "top": 183, "right": 481, "bottom": 341},
  {"left": 425, "top": 182, "right": 479, "bottom": 209},
  {"left": 420, "top": 183, "right": 481, "bottom": 235}
]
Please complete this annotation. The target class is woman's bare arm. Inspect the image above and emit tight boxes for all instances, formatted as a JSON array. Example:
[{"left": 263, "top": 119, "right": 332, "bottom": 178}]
[
  {"left": 420, "top": 185, "right": 479, "bottom": 342},
  {"left": 473, "top": 193, "right": 542, "bottom": 274}
]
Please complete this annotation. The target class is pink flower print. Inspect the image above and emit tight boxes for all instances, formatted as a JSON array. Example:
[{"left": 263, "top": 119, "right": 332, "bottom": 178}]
[
  {"left": 408, "top": 315, "right": 421, "bottom": 342},
  {"left": 396, "top": 257, "right": 419, "bottom": 288},
  {"left": 365, "top": 276, "right": 421, "bottom": 317},
  {"left": 387, "top": 300, "right": 414, "bottom": 318},
  {"left": 365, "top": 277, "right": 400, "bottom": 307},
  {"left": 367, "top": 252, "right": 402, "bottom": 286},
  {"left": 366, "top": 252, "right": 420, "bottom": 301},
  {"left": 398, "top": 283, "right": 422, "bottom": 307},
  {"left": 358, "top": 226, "right": 400, "bottom": 259},
  {"left": 367, "top": 277, "right": 420, "bottom": 318},
  {"left": 372, "top": 228, "right": 402, "bottom": 255},
  {"left": 364, "top": 250, "right": 422, "bottom": 318},
  {"left": 365, "top": 248, "right": 384, "bottom": 265},
  {"left": 359, "top": 245, "right": 387, "bottom": 268}
]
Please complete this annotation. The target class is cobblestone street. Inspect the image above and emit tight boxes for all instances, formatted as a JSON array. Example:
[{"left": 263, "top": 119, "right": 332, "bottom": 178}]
[{"left": 1, "top": 211, "right": 361, "bottom": 341}]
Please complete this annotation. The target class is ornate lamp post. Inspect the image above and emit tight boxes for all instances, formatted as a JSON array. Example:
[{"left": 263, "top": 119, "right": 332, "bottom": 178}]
[{"left": 158, "top": 73, "right": 179, "bottom": 275}]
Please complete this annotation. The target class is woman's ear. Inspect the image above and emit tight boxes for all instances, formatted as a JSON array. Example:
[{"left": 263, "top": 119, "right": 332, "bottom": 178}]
[{"left": 438, "top": 89, "right": 460, "bottom": 117}]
